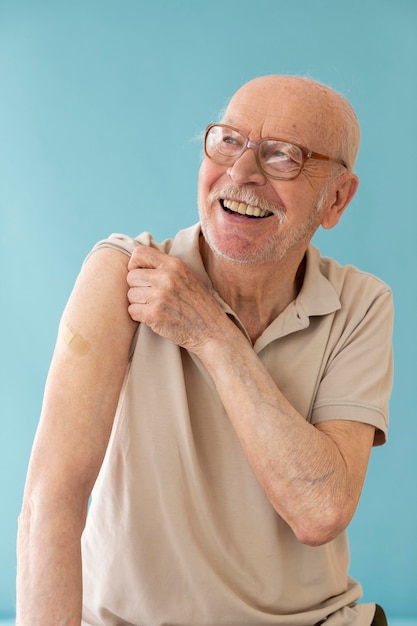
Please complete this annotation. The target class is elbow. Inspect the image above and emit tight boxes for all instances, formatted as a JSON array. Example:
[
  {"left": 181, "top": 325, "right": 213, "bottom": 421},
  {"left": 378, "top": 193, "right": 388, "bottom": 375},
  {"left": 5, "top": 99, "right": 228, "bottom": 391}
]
[
  {"left": 295, "top": 527, "right": 341, "bottom": 547},
  {"left": 18, "top": 486, "right": 90, "bottom": 541},
  {"left": 292, "top": 507, "right": 350, "bottom": 547}
]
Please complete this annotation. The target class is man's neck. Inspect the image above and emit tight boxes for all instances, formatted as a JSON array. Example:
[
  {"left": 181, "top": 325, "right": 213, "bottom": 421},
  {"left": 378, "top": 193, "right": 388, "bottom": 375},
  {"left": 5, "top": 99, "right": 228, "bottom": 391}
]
[{"left": 200, "top": 237, "right": 307, "bottom": 343}]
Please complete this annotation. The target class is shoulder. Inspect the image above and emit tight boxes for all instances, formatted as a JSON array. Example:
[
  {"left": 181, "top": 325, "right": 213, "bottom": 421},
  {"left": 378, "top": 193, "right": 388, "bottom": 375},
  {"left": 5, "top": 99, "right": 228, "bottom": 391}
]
[
  {"left": 309, "top": 246, "right": 393, "bottom": 318},
  {"left": 85, "top": 224, "right": 202, "bottom": 261},
  {"left": 317, "top": 250, "right": 391, "bottom": 299},
  {"left": 86, "top": 231, "right": 176, "bottom": 259},
  {"left": 299, "top": 245, "right": 393, "bottom": 323}
]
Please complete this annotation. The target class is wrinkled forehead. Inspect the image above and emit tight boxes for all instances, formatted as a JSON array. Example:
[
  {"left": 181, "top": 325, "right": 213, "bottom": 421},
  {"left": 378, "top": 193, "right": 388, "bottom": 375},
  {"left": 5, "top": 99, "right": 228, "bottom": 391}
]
[{"left": 222, "top": 78, "right": 338, "bottom": 150}]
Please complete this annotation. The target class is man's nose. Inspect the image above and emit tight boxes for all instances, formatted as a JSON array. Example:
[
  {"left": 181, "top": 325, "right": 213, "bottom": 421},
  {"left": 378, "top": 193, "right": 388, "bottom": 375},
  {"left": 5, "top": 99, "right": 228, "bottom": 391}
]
[{"left": 226, "top": 147, "right": 267, "bottom": 185}]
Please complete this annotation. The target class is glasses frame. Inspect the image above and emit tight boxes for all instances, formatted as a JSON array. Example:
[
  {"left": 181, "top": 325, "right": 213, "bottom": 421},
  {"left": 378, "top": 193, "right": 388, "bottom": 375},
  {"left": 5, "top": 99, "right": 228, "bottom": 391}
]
[{"left": 204, "top": 123, "right": 349, "bottom": 181}]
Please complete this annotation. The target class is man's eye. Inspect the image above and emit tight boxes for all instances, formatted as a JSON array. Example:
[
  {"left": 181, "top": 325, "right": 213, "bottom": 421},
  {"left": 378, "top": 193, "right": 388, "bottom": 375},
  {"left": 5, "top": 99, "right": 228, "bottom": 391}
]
[
  {"left": 263, "top": 142, "right": 302, "bottom": 167},
  {"left": 271, "top": 150, "right": 289, "bottom": 160},
  {"left": 265, "top": 149, "right": 291, "bottom": 163},
  {"left": 223, "top": 135, "right": 241, "bottom": 146}
]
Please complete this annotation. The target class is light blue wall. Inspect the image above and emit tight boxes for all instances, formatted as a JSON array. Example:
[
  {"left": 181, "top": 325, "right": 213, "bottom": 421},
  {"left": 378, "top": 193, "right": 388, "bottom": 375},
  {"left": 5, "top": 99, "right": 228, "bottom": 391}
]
[{"left": 1, "top": 0, "right": 416, "bottom": 620}]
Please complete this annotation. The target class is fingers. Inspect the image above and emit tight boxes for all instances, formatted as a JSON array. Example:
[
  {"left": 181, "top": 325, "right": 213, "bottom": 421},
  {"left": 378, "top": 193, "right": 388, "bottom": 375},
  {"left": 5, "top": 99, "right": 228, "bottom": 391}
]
[
  {"left": 127, "top": 248, "right": 163, "bottom": 304},
  {"left": 126, "top": 270, "right": 153, "bottom": 289},
  {"left": 127, "top": 248, "right": 175, "bottom": 294},
  {"left": 127, "top": 246, "right": 188, "bottom": 296},
  {"left": 124, "top": 245, "right": 230, "bottom": 352},
  {"left": 127, "top": 245, "right": 167, "bottom": 271},
  {"left": 126, "top": 247, "right": 181, "bottom": 324}
]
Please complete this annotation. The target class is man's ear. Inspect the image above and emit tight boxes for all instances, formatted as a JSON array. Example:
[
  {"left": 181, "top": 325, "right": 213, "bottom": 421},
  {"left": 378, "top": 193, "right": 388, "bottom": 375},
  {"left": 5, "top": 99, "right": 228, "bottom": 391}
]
[{"left": 321, "top": 173, "right": 359, "bottom": 230}]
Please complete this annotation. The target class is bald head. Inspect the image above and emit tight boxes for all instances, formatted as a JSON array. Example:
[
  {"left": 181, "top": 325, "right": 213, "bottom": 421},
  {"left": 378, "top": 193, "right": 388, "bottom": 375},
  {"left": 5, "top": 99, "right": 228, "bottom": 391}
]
[{"left": 222, "top": 75, "right": 360, "bottom": 171}]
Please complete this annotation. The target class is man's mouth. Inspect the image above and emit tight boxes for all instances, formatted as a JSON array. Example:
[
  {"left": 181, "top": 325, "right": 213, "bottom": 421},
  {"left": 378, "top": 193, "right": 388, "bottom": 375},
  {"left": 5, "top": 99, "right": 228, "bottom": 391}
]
[{"left": 221, "top": 199, "right": 273, "bottom": 218}]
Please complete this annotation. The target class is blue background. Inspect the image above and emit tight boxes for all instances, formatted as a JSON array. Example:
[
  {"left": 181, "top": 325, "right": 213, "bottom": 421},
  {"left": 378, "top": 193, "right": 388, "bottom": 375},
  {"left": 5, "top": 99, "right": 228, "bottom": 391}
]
[{"left": 1, "top": 0, "right": 416, "bottom": 622}]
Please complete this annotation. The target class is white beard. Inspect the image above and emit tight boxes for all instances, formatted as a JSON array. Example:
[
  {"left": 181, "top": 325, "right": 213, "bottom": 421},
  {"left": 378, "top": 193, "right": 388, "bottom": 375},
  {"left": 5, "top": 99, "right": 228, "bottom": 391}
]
[{"left": 199, "top": 186, "right": 326, "bottom": 266}]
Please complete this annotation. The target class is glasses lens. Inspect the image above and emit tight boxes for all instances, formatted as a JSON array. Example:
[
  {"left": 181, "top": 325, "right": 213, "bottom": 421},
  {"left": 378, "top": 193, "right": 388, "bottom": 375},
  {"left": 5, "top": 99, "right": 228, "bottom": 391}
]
[
  {"left": 205, "top": 125, "right": 245, "bottom": 164},
  {"left": 204, "top": 125, "right": 305, "bottom": 180},
  {"left": 259, "top": 140, "right": 303, "bottom": 180}
]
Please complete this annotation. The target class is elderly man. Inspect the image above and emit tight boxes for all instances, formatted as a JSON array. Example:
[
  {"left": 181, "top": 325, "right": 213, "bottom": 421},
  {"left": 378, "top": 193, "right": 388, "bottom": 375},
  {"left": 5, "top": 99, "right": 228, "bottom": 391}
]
[{"left": 17, "top": 75, "right": 392, "bottom": 626}]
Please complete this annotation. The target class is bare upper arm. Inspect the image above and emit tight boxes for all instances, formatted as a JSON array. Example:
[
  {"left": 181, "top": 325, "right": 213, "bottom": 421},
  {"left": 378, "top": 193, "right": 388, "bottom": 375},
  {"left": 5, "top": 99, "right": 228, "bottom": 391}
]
[{"left": 25, "top": 247, "right": 138, "bottom": 507}]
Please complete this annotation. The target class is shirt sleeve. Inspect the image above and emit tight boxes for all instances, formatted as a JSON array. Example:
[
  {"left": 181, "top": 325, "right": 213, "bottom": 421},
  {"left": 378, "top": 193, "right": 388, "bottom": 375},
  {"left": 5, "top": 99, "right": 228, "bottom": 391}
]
[
  {"left": 311, "top": 287, "right": 394, "bottom": 446},
  {"left": 84, "top": 232, "right": 157, "bottom": 261}
]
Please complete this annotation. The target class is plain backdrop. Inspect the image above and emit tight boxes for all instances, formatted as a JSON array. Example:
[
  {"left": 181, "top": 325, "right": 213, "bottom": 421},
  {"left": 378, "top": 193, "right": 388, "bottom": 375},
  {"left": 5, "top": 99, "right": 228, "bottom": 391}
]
[{"left": 1, "top": 0, "right": 416, "bottom": 621}]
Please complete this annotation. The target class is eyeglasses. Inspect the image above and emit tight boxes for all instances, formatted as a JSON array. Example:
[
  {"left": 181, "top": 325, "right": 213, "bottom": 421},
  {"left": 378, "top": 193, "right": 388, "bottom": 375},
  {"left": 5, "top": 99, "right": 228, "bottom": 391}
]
[{"left": 204, "top": 123, "right": 348, "bottom": 181}]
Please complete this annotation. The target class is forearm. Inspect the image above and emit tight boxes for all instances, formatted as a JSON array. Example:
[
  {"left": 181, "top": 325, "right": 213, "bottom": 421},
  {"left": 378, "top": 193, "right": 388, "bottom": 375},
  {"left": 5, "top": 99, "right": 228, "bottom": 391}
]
[
  {"left": 198, "top": 330, "right": 366, "bottom": 545},
  {"left": 17, "top": 498, "right": 87, "bottom": 626}
]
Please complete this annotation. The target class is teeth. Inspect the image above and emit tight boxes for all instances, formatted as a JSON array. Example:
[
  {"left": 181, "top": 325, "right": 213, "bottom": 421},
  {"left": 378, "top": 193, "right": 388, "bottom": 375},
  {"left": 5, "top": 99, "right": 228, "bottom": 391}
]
[{"left": 223, "top": 199, "right": 269, "bottom": 218}]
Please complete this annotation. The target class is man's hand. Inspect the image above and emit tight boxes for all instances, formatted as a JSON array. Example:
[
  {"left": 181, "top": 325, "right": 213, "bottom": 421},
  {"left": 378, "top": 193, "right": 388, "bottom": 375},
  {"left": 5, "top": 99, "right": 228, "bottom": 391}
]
[{"left": 127, "top": 246, "right": 228, "bottom": 354}]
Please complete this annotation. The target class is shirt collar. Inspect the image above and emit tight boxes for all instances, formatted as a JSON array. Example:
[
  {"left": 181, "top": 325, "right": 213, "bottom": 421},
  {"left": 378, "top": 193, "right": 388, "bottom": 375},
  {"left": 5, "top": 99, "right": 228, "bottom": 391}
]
[{"left": 296, "top": 244, "right": 341, "bottom": 318}]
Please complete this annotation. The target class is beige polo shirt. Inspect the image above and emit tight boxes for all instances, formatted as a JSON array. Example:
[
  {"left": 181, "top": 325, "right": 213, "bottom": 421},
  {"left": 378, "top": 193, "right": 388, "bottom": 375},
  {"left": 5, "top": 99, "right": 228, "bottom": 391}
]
[{"left": 81, "top": 224, "right": 393, "bottom": 626}]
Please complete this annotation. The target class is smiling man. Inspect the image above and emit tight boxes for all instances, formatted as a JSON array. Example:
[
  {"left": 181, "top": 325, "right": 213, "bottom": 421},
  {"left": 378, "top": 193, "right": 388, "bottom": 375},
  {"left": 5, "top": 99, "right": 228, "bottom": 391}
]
[{"left": 17, "top": 76, "right": 392, "bottom": 626}]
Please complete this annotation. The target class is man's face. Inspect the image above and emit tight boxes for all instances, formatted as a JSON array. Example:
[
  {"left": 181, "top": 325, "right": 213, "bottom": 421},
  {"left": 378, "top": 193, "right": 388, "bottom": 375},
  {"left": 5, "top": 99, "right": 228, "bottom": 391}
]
[{"left": 198, "top": 78, "right": 337, "bottom": 265}]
